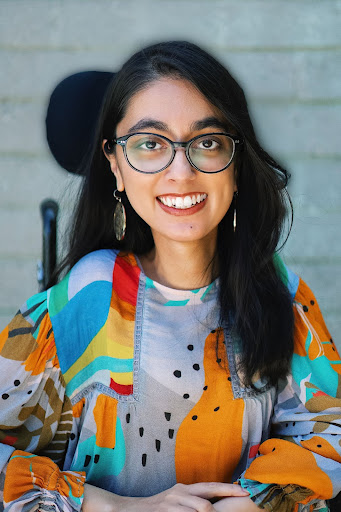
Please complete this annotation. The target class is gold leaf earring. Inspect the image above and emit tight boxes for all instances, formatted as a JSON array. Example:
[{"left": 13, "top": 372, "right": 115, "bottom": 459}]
[{"left": 113, "top": 190, "right": 126, "bottom": 241}]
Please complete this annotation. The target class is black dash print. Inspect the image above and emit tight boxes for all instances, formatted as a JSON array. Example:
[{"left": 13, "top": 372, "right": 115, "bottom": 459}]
[
  {"left": 14, "top": 380, "right": 20, "bottom": 386},
  {"left": 227, "top": 377, "right": 232, "bottom": 381},
  {"left": 94, "top": 454, "right": 100, "bottom": 463},
  {"left": 168, "top": 429, "right": 174, "bottom": 439},
  {"left": 214, "top": 406, "right": 220, "bottom": 412},
  {"left": 139, "top": 427, "right": 144, "bottom": 437},
  {"left": 187, "top": 344, "right": 194, "bottom": 351},
  {"left": 216, "top": 358, "right": 221, "bottom": 364},
  {"left": 173, "top": 370, "right": 181, "bottom": 378},
  {"left": 317, "top": 444, "right": 322, "bottom": 448},
  {"left": 303, "top": 305, "right": 309, "bottom": 312},
  {"left": 126, "top": 413, "right": 130, "bottom": 423},
  {"left": 272, "top": 447, "right": 276, "bottom": 452},
  {"left": 8, "top": 327, "right": 32, "bottom": 338},
  {"left": 155, "top": 439, "right": 161, "bottom": 452},
  {"left": 192, "top": 415, "right": 198, "bottom": 421},
  {"left": 70, "top": 433, "right": 76, "bottom": 440},
  {"left": 310, "top": 300, "right": 315, "bottom": 305},
  {"left": 183, "top": 393, "right": 190, "bottom": 399},
  {"left": 27, "top": 390, "right": 32, "bottom": 394},
  {"left": 2, "top": 394, "right": 9, "bottom": 400},
  {"left": 84, "top": 455, "right": 91, "bottom": 467},
  {"left": 203, "top": 385, "right": 208, "bottom": 390},
  {"left": 193, "top": 364, "right": 200, "bottom": 371},
  {"left": 142, "top": 453, "right": 147, "bottom": 466},
  {"left": 165, "top": 412, "right": 171, "bottom": 421},
  {"left": 46, "top": 327, "right": 53, "bottom": 339},
  {"left": 211, "top": 329, "right": 216, "bottom": 334}
]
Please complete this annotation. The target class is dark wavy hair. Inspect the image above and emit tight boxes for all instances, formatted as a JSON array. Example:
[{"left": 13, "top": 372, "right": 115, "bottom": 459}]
[{"left": 52, "top": 40, "right": 294, "bottom": 387}]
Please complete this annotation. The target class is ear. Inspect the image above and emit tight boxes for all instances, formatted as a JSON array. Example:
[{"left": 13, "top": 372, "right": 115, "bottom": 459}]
[{"left": 102, "top": 139, "right": 125, "bottom": 192}]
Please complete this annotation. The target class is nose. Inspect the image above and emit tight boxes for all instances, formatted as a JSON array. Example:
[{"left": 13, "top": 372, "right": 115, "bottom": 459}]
[{"left": 165, "top": 147, "right": 196, "bottom": 181}]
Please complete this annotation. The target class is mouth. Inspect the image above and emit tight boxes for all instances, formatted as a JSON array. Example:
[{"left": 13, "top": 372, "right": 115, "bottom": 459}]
[{"left": 157, "top": 193, "right": 207, "bottom": 210}]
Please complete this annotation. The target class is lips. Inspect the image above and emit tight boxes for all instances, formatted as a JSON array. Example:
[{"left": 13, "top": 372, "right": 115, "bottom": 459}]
[{"left": 157, "top": 193, "right": 207, "bottom": 210}]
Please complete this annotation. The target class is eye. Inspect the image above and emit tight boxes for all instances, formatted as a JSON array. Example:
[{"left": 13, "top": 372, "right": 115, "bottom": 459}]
[
  {"left": 141, "top": 140, "right": 161, "bottom": 150},
  {"left": 195, "top": 138, "right": 220, "bottom": 150}
]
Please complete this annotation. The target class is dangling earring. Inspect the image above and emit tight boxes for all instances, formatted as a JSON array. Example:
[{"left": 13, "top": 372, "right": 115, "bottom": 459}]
[
  {"left": 113, "top": 190, "right": 126, "bottom": 241},
  {"left": 233, "top": 191, "right": 238, "bottom": 233}
]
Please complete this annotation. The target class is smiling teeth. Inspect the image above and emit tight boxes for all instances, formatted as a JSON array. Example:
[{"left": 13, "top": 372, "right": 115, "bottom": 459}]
[{"left": 158, "top": 194, "right": 207, "bottom": 209}]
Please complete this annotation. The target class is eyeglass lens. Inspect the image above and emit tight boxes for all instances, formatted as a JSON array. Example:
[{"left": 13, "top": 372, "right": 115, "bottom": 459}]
[{"left": 125, "top": 134, "right": 234, "bottom": 173}]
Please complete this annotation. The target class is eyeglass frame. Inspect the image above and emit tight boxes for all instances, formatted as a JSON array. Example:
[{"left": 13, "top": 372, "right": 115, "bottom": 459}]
[{"left": 109, "top": 132, "right": 243, "bottom": 174}]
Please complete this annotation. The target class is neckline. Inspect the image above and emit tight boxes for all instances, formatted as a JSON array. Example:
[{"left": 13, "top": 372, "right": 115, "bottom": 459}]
[{"left": 134, "top": 253, "right": 219, "bottom": 298}]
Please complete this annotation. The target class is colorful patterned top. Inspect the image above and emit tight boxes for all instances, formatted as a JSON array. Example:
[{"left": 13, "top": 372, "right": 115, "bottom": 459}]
[{"left": 0, "top": 249, "right": 340, "bottom": 512}]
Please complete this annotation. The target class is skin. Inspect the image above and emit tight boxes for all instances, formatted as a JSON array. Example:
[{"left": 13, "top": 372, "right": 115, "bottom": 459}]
[
  {"left": 104, "top": 78, "right": 238, "bottom": 290},
  {"left": 90, "top": 77, "right": 260, "bottom": 511}
]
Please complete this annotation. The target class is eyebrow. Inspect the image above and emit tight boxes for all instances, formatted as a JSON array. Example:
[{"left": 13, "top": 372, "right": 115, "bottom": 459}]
[{"left": 126, "top": 116, "right": 230, "bottom": 135}]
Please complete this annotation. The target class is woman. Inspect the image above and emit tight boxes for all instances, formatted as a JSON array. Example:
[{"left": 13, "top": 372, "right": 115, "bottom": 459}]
[{"left": 0, "top": 41, "right": 340, "bottom": 512}]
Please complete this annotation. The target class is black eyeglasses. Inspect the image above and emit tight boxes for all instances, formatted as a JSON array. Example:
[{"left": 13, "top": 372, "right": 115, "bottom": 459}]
[{"left": 110, "top": 132, "right": 242, "bottom": 174}]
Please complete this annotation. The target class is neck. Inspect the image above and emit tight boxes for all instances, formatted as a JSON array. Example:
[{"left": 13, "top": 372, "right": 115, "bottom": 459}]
[{"left": 139, "top": 232, "right": 218, "bottom": 290}]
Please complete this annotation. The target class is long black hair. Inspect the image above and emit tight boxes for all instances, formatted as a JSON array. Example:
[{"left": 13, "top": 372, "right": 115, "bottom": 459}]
[{"left": 52, "top": 41, "right": 294, "bottom": 387}]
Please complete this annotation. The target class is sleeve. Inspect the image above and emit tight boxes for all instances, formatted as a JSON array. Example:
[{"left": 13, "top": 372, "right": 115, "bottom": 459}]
[
  {"left": 0, "top": 291, "right": 85, "bottom": 512},
  {"left": 237, "top": 278, "right": 341, "bottom": 512}
]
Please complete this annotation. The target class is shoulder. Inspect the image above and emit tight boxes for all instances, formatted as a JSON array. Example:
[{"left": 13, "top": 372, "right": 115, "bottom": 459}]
[
  {"left": 47, "top": 249, "right": 142, "bottom": 375},
  {"left": 1, "top": 289, "right": 52, "bottom": 356},
  {"left": 275, "top": 256, "right": 335, "bottom": 352},
  {"left": 276, "top": 260, "right": 340, "bottom": 393}
]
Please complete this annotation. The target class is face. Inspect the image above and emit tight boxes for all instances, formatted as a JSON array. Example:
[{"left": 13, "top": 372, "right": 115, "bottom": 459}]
[{"left": 104, "top": 78, "right": 237, "bottom": 248}]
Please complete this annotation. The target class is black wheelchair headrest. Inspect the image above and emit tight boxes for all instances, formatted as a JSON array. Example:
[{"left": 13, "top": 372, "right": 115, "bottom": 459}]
[{"left": 46, "top": 70, "right": 115, "bottom": 174}]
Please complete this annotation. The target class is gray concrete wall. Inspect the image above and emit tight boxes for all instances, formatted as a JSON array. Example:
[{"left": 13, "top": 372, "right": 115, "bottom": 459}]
[{"left": 0, "top": 0, "right": 340, "bottom": 350}]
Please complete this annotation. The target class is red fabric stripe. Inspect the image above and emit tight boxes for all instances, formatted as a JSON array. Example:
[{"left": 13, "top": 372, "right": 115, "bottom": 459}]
[
  {"left": 2, "top": 435, "right": 18, "bottom": 446},
  {"left": 113, "top": 253, "right": 141, "bottom": 306},
  {"left": 110, "top": 378, "right": 133, "bottom": 395},
  {"left": 248, "top": 443, "right": 260, "bottom": 459}
]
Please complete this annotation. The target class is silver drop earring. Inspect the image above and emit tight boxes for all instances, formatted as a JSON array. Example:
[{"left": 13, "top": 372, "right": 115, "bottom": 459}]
[
  {"left": 233, "top": 191, "right": 238, "bottom": 233},
  {"left": 113, "top": 190, "right": 126, "bottom": 241}
]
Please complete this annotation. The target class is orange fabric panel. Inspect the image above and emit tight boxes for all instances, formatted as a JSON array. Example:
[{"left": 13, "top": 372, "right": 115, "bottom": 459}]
[
  {"left": 72, "top": 397, "right": 86, "bottom": 418},
  {"left": 4, "top": 450, "right": 85, "bottom": 502},
  {"left": 24, "top": 314, "right": 57, "bottom": 375},
  {"left": 0, "top": 324, "right": 9, "bottom": 352},
  {"left": 244, "top": 438, "right": 333, "bottom": 499},
  {"left": 175, "top": 329, "right": 244, "bottom": 484},
  {"left": 300, "top": 436, "right": 341, "bottom": 464},
  {"left": 93, "top": 394, "right": 118, "bottom": 449}
]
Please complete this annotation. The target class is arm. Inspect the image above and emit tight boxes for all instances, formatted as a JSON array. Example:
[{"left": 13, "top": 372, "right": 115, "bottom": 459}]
[
  {"left": 0, "top": 292, "right": 85, "bottom": 511},
  {"left": 238, "top": 278, "right": 341, "bottom": 511},
  {"left": 82, "top": 482, "right": 250, "bottom": 512}
]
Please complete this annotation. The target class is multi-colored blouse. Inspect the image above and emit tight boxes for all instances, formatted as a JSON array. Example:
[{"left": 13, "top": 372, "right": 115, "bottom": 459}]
[{"left": 0, "top": 249, "right": 340, "bottom": 512}]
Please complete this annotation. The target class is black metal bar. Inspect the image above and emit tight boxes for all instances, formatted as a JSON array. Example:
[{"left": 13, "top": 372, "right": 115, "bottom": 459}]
[{"left": 38, "top": 199, "right": 59, "bottom": 291}]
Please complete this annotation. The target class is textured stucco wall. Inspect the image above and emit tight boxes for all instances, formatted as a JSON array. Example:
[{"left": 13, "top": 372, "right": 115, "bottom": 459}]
[{"left": 0, "top": 0, "right": 340, "bottom": 349}]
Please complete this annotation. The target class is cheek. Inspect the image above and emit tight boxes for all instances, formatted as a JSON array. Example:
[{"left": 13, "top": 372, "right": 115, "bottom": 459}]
[{"left": 123, "top": 176, "right": 156, "bottom": 218}]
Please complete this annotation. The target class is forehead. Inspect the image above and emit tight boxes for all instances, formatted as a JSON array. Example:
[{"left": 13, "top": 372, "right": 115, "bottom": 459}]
[{"left": 117, "top": 78, "right": 225, "bottom": 135}]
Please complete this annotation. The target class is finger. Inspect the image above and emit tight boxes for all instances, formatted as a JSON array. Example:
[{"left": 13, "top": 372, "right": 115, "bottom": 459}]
[
  {"left": 178, "top": 494, "right": 214, "bottom": 512},
  {"left": 168, "top": 508, "right": 197, "bottom": 512},
  {"left": 188, "top": 482, "right": 249, "bottom": 499}
]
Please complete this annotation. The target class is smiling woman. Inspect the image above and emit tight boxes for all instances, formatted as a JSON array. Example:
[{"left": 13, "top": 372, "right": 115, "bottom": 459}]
[
  {"left": 103, "top": 78, "right": 238, "bottom": 280},
  {"left": 0, "top": 41, "right": 340, "bottom": 512}
]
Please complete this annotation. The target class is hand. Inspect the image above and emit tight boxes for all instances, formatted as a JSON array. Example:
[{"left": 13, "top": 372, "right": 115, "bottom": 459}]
[
  {"left": 213, "top": 496, "right": 261, "bottom": 511},
  {"left": 83, "top": 482, "right": 250, "bottom": 512}
]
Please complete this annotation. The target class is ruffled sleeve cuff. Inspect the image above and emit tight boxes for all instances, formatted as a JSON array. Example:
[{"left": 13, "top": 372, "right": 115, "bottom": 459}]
[
  {"left": 3, "top": 450, "right": 86, "bottom": 512},
  {"left": 237, "top": 477, "right": 329, "bottom": 512}
]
